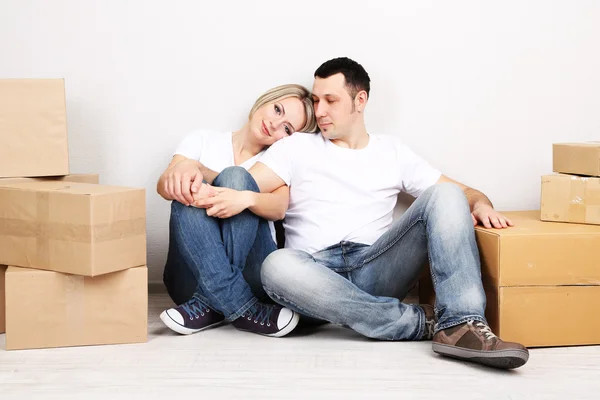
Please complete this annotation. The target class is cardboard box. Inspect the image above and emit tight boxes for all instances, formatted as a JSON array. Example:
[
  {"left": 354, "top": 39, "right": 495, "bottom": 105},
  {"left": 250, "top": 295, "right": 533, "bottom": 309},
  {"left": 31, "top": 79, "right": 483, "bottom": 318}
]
[
  {"left": 541, "top": 173, "right": 600, "bottom": 225},
  {"left": 0, "top": 265, "right": 6, "bottom": 334},
  {"left": 0, "top": 181, "right": 146, "bottom": 276},
  {"left": 0, "top": 79, "right": 70, "bottom": 178},
  {"left": 5, "top": 266, "right": 148, "bottom": 350},
  {"left": 553, "top": 142, "right": 600, "bottom": 177},
  {"left": 0, "top": 173, "right": 99, "bottom": 186},
  {"left": 419, "top": 211, "right": 600, "bottom": 347}
]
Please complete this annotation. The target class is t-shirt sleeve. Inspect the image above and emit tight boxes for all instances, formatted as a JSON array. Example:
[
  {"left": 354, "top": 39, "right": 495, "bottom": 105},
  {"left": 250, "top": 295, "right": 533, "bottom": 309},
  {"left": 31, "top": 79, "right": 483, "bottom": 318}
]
[
  {"left": 173, "top": 130, "right": 206, "bottom": 160},
  {"left": 396, "top": 140, "right": 442, "bottom": 198},
  {"left": 256, "top": 137, "right": 293, "bottom": 186}
]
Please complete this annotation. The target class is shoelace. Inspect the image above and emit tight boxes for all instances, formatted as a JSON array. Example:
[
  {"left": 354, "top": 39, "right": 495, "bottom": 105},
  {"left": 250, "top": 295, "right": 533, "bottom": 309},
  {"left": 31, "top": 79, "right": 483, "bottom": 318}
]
[
  {"left": 181, "top": 296, "right": 212, "bottom": 320},
  {"left": 472, "top": 321, "right": 498, "bottom": 340},
  {"left": 244, "top": 303, "right": 273, "bottom": 327},
  {"left": 424, "top": 319, "right": 436, "bottom": 339}
]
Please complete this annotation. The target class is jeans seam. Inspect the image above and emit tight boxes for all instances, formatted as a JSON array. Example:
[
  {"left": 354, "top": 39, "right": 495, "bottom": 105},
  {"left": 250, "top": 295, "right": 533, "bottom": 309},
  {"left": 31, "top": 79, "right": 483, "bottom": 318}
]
[
  {"left": 360, "top": 218, "right": 425, "bottom": 265},
  {"left": 264, "top": 286, "right": 326, "bottom": 323}
]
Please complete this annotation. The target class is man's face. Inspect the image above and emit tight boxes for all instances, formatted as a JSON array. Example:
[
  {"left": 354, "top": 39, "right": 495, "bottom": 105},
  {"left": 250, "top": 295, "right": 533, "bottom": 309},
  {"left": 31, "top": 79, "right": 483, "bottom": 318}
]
[{"left": 312, "top": 73, "right": 357, "bottom": 140}]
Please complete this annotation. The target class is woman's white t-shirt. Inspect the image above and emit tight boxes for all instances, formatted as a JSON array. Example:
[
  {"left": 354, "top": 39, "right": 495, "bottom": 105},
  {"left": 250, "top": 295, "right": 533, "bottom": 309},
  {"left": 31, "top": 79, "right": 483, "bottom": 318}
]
[{"left": 174, "top": 129, "right": 276, "bottom": 243}]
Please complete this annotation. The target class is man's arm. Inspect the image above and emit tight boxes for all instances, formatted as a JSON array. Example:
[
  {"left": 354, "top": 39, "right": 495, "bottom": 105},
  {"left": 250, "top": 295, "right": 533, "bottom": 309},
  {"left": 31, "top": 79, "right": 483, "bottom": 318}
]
[
  {"left": 195, "top": 185, "right": 289, "bottom": 220},
  {"left": 248, "top": 162, "right": 287, "bottom": 193},
  {"left": 157, "top": 155, "right": 219, "bottom": 205},
  {"left": 247, "top": 186, "right": 289, "bottom": 220},
  {"left": 192, "top": 156, "right": 290, "bottom": 219},
  {"left": 436, "top": 175, "right": 512, "bottom": 229}
]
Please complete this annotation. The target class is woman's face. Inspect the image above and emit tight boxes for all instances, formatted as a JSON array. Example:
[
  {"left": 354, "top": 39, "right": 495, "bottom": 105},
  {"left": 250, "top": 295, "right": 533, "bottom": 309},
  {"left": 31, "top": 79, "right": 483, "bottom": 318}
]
[{"left": 249, "top": 96, "right": 307, "bottom": 146}]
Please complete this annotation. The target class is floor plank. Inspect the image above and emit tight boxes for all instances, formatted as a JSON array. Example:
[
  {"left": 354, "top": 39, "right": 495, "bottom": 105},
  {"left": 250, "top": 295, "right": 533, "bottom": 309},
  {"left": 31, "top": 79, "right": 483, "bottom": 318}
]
[{"left": 1, "top": 293, "right": 599, "bottom": 399}]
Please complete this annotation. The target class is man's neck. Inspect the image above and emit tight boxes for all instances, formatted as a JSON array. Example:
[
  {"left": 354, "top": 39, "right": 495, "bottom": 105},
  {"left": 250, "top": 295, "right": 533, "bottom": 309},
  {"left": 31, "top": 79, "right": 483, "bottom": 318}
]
[{"left": 330, "top": 124, "right": 370, "bottom": 150}]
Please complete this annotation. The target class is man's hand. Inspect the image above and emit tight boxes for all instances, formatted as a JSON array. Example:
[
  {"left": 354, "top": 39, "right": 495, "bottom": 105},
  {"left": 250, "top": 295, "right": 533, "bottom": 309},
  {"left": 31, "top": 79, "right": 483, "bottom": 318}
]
[
  {"left": 193, "top": 187, "right": 254, "bottom": 219},
  {"left": 471, "top": 204, "right": 513, "bottom": 229},
  {"left": 162, "top": 159, "right": 204, "bottom": 206}
]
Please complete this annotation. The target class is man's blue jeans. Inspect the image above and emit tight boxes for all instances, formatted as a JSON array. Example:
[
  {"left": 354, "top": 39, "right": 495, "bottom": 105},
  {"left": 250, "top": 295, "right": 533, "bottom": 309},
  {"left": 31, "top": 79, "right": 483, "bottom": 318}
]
[
  {"left": 261, "top": 183, "right": 488, "bottom": 340},
  {"left": 162, "top": 167, "right": 277, "bottom": 321}
]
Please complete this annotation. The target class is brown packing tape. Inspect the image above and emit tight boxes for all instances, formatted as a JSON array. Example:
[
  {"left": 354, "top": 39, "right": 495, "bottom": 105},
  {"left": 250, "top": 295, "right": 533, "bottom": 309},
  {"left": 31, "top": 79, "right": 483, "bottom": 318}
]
[
  {"left": 0, "top": 218, "right": 146, "bottom": 242},
  {"left": 64, "top": 274, "right": 85, "bottom": 344},
  {"left": 93, "top": 218, "right": 146, "bottom": 241}
]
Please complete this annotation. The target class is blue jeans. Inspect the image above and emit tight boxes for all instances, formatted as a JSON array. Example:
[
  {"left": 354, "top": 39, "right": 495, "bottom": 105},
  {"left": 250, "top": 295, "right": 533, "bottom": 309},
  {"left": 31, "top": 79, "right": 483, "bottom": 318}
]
[
  {"left": 162, "top": 167, "right": 277, "bottom": 321},
  {"left": 261, "top": 183, "right": 487, "bottom": 340}
]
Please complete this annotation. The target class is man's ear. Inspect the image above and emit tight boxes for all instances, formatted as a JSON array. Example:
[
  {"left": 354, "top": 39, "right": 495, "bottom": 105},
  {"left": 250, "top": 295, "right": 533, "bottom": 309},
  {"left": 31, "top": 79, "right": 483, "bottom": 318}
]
[{"left": 355, "top": 90, "right": 368, "bottom": 113}]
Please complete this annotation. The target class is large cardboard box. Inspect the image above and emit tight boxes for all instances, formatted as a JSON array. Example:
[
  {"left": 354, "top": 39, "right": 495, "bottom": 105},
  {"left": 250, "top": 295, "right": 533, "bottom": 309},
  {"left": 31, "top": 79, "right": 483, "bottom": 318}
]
[
  {"left": 0, "top": 79, "right": 70, "bottom": 178},
  {"left": 553, "top": 142, "right": 600, "bottom": 177},
  {"left": 419, "top": 211, "right": 600, "bottom": 347},
  {"left": 0, "top": 181, "right": 146, "bottom": 276},
  {"left": 0, "top": 265, "right": 6, "bottom": 334},
  {"left": 0, "top": 173, "right": 99, "bottom": 186},
  {"left": 5, "top": 266, "right": 148, "bottom": 350},
  {"left": 541, "top": 173, "right": 600, "bottom": 225}
]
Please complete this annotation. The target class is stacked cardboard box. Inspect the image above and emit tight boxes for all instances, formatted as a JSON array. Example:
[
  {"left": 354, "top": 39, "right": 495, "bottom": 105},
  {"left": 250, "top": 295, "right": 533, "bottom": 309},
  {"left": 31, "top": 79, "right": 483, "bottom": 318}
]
[
  {"left": 420, "top": 142, "right": 600, "bottom": 348},
  {"left": 0, "top": 79, "right": 148, "bottom": 350},
  {"left": 541, "top": 143, "right": 600, "bottom": 225}
]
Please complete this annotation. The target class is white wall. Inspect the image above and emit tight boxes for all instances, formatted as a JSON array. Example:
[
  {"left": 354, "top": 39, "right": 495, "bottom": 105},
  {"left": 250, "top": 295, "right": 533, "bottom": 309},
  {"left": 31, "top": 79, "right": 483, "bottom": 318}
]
[{"left": 1, "top": 0, "right": 599, "bottom": 283}]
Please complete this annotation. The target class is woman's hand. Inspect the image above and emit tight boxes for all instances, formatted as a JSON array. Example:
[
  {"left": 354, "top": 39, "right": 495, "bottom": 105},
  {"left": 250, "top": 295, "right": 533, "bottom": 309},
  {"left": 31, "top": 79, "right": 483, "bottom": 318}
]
[{"left": 193, "top": 187, "right": 254, "bottom": 219}]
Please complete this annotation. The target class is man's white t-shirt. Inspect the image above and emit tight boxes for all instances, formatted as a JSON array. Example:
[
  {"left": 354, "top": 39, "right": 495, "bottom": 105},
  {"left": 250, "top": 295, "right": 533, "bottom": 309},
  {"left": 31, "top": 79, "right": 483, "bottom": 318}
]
[
  {"left": 174, "top": 129, "right": 277, "bottom": 243},
  {"left": 258, "top": 133, "right": 442, "bottom": 254}
]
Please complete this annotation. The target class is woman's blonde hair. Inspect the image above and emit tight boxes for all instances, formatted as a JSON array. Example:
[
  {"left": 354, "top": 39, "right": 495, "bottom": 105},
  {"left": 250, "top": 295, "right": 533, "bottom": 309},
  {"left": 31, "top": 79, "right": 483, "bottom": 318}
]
[{"left": 249, "top": 84, "right": 318, "bottom": 133}]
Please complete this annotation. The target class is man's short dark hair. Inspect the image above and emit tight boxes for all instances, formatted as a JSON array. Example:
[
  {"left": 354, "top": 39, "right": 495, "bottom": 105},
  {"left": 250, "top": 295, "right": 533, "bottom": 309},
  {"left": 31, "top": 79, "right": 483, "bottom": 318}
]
[{"left": 314, "top": 57, "right": 371, "bottom": 99}]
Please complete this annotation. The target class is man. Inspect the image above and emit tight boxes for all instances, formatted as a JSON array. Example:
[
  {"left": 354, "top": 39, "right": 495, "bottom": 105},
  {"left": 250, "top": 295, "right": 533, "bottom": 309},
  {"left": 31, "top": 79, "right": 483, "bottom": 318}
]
[{"left": 244, "top": 57, "right": 529, "bottom": 369}]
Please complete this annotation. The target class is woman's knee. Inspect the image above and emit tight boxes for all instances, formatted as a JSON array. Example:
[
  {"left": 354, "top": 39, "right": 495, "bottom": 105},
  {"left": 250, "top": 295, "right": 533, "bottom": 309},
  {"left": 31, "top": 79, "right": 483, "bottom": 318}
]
[
  {"left": 170, "top": 199, "right": 209, "bottom": 230},
  {"left": 214, "top": 166, "right": 259, "bottom": 192}
]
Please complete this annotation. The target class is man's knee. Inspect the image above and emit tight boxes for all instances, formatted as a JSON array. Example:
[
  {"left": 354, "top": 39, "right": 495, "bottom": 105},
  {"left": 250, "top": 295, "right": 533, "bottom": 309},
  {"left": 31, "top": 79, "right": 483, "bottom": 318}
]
[
  {"left": 214, "top": 166, "right": 259, "bottom": 192},
  {"left": 426, "top": 182, "right": 464, "bottom": 201},
  {"left": 261, "top": 249, "right": 288, "bottom": 286},
  {"left": 261, "top": 249, "right": 304, "bottom": 288},
  {"left": 424, "top": 183, "right": 470, "bottom": 215}
]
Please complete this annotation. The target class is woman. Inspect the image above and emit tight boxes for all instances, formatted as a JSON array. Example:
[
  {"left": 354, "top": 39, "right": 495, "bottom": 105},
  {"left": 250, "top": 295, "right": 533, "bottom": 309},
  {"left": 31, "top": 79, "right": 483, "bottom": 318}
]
[{"left": 157, "top": 84, "right": 318, "bottom": 337}]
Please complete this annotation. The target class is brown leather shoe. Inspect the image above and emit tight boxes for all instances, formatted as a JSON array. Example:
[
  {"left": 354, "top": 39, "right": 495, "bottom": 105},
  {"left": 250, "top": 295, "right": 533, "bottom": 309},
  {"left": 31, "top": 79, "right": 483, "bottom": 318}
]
[{"left": 432, "top": 320, "right": 529, "bottom": 369}]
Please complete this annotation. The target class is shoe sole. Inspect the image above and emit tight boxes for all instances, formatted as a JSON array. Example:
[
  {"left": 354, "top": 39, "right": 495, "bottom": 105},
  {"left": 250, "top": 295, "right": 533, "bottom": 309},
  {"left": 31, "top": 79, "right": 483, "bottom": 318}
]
[
  {"left": 432, "top": 343, "right": 529, "bottom": 369},
  {"left": 160, "top": 310, "right": 225, "bottom": 335},
  {"left": 269, "top": 311, "right": 300, "bottom": 338}
]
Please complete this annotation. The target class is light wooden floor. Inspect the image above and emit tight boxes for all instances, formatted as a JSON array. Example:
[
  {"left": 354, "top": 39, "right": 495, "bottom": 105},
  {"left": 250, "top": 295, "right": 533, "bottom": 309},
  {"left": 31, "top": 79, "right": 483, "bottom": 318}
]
[{"left": 1, "top": 292, "right": 600, "bottom": 399}]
